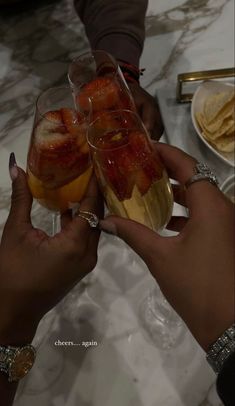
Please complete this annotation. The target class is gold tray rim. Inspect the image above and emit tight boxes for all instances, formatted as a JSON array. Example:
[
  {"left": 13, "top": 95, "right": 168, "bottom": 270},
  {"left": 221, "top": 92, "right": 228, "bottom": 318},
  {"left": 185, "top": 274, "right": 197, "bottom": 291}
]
[{"left": 176, "top": 67, "right": 235, "bottom": 103}]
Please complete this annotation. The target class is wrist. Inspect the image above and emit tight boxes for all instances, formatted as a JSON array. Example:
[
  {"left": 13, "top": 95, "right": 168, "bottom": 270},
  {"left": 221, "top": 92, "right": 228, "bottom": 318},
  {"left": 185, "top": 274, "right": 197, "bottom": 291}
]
[
  {"left": 95, "top": 33, "right": 142, "bottom": 67},
  {"left": 0, "top": 322, "right": 37, "bottom": 346},
  {"left": 118, "top": 60, "right": 145, "bottom": 84},
  {"left": 206, "top": 324, "right": 235, "bottom": 373}
]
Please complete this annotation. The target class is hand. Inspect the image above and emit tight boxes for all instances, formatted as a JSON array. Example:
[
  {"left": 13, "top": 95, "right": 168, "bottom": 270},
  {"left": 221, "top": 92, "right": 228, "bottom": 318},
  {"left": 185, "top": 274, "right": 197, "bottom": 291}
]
[
  {"left": 100, "top": 143, "right": 234, "bottom": 351},
  {"left": 0, "top": 163, "right": 103, "bottom": 345},
  {"left": 128, "top": 82, "right": 164, "bottom": 140}
]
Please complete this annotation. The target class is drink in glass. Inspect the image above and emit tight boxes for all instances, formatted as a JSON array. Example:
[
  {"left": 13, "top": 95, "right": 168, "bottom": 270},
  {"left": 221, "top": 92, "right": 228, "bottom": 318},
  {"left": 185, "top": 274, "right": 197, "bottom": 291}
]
[
  {"left": 68, "top": 50, "right": 136, "bottom": 114},
  {"left": 27, "top": 87, "right": 92, "bottom": 213},
  {"left": 88, "top": 110, "right": 173, "bottom": 230}
]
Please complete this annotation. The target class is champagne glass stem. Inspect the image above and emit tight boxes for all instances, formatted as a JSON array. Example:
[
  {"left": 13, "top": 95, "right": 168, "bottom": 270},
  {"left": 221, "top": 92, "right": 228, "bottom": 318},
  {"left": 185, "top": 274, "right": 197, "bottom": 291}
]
[{"left": 52, "top": 212, "right": 61, "bottom": 235}]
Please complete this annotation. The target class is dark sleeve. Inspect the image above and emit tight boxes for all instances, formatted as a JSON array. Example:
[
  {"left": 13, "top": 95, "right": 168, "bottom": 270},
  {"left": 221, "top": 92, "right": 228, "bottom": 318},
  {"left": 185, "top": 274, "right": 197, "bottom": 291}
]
[
  {"left": 216, "top": 352, "right": 235, "bottom": 406},
  {"left": 74, "top": 0, "right": 148, "bottom": 66}
]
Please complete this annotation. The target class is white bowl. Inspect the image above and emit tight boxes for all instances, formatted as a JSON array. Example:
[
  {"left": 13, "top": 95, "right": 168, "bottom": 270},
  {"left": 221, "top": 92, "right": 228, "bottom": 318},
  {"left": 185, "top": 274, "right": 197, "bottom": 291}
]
[
  {"left": 191, "top": 80, "right": 235, "bottom": 167},
  {"left": 220, "top": 174, "right": 235, "bottom": 203}
]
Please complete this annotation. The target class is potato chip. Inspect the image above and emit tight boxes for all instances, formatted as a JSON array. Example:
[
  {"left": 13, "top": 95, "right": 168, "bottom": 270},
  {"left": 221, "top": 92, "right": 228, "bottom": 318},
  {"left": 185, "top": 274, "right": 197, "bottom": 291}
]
[
  {"left": 195, "top": 86, "right": 235, "bottom": 155},
  {"left": 227, "top": 126, "right": 235, "bottom": 137},
  {"left": 204, "top": 99, "right": 234, "bottom": 128},
  {"left": 196, "top": 112, "right": 223, "bottom": 134},
  {"left": 196, "top": 112, "right": 234, "bottom": 140},
  {"left": 203, "top": 90, "right": 234, "bottom": 123},
  {"left": 213, "top": 134, "right": 235, "bottom": 153}
]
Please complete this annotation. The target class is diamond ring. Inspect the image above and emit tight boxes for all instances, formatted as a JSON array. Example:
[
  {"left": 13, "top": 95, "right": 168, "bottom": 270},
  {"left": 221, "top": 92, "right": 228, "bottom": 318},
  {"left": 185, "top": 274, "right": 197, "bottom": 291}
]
[
  {"left": 185, "top": 162, "right": 219, "bottom": 189},
  {"left": 77, "top": 210, "right": 99, "bottom": 228}
]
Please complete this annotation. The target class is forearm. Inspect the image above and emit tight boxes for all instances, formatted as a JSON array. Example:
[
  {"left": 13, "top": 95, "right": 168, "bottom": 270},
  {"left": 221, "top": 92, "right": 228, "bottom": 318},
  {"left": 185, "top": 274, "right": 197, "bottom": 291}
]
[
  {"left": 0, "top": 374, "right": 17, "bottom": 406},
  {"left": 74, "top": 0, "right": 148, "bottom": 66}
]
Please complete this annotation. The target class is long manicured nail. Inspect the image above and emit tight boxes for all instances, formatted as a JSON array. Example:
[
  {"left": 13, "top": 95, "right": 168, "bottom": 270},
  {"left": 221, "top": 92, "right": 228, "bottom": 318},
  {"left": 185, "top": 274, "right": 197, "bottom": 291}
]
[
  {"left": 9, "top": 152, "right": 18, "bottom": 181},
  {"left": 99, "top": 219, "right": 117, "bottom": 236}
]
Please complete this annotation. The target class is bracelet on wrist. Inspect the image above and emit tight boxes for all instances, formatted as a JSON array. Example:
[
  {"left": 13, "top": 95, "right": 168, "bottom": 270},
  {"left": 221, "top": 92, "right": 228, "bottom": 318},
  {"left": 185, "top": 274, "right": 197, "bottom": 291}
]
[
  {"left": 118, "top": 60, "right": 145, "bottom": 84},
  {"left": 206, "top": 324, "right": 235, "bottom": 374}
]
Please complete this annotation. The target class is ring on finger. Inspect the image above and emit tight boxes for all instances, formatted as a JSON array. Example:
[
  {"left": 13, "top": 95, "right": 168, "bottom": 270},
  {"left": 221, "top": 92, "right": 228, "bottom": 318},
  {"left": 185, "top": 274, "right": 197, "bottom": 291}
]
[
  {"left": 77, "top": 210, "right": 99, "bottom": 228},
  {"left": 185, "top": 162, "right": 219, "bottom": 189}
]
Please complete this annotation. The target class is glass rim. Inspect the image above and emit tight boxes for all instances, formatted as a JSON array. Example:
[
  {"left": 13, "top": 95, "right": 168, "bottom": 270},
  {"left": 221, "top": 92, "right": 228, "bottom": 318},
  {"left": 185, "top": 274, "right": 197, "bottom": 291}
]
[
  {"left": 68, "top": 50, "right": 119, "bottom": 88},
  {"left": 87, "top": 109, "right": 148, "bottom": 152},
  {"left": 70, "top": 49, "right": 118, "bottom": 64},
  {"left": 35, "top": 85, "right": 83, "bottom": 126}
]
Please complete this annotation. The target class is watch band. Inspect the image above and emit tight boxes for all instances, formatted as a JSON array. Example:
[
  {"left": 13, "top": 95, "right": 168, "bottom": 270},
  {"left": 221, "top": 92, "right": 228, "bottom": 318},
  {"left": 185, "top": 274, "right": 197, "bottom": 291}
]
[
  {"left": 206, "top": 324, "right": 235, "bottom": 373},
  {"left": 0, "top": 344, "right": 36, "bottom": 382}
]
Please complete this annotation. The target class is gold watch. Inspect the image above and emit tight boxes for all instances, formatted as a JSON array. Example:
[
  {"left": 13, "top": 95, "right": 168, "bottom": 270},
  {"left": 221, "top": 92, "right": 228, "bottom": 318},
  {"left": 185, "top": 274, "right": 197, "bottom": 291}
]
[{"left": 0, "top": 344, "right": 36, "bottom": 382}]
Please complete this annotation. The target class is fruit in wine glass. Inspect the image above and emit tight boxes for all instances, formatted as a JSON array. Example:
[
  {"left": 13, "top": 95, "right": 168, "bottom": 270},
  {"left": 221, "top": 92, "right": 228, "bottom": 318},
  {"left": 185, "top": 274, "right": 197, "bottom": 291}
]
[
  {"left": 27, "top": 108, "right": 92, "bottom": 212},
  {"left": 77, "top": 76, "right": 135, "bottom": 113},
  {"left": 90, "top": 122, "right": 173, "bottom": 230}
]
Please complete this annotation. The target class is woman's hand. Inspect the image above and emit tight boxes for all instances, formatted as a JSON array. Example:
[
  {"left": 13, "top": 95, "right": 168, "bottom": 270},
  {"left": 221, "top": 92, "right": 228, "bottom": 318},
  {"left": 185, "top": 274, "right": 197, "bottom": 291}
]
[
  {"left": 0, "top": 160, "right": 103, "bottom": 345},
  {"left": 128, "top": 82, "right": 164, "bottom": 140},
  {"left": 100, "top": 143, "right": 234, "bottom": 351}
]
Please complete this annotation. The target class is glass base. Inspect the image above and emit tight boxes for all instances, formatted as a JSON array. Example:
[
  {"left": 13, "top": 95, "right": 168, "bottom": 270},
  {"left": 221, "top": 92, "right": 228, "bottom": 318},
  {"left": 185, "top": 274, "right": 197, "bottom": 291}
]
[{"left": 139, "top": 286, "right": 185, "bottom": 350}]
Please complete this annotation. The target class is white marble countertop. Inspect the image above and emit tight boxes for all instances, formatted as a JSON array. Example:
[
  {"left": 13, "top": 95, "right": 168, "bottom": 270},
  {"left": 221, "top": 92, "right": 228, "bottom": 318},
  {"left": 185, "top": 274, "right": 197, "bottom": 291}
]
[{"left": 0, "top": 1, "right": 234, "bottom": 405}]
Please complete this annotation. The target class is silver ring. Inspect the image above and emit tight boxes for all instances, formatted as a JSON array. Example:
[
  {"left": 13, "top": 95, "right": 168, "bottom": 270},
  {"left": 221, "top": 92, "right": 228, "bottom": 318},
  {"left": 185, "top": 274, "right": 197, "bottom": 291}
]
[
  {"left": 77, "top": 210, "right": 99, "bottom": 228},
  {"left": 185, "top": 163, "right": 219, "bottom": 189}
]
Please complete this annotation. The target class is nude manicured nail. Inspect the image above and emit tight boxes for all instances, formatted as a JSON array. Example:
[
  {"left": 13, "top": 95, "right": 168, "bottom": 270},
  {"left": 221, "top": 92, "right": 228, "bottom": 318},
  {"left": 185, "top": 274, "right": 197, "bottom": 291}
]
[
  {"left": 99, "top": 219, "right": 117, "bottom": 236},
  {"left": 9, "top": 152, "right": 18, "bottom": 181}
]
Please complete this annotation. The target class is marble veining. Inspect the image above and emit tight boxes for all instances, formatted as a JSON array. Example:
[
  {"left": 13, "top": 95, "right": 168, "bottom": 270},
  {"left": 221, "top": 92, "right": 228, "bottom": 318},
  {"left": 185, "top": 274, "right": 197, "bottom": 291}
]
[
  {"left": 0, "top": 0, "right": 232, "bottom": 405},
  {"left": 142, "top": 0, "right": 233, "bottom": 91}
]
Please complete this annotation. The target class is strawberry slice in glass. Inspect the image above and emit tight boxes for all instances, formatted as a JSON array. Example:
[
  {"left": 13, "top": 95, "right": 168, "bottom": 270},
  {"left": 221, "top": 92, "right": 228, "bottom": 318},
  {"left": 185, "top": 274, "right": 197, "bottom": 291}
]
[{"left": 78, "top": 77, "right": 120, "bottom": 112}]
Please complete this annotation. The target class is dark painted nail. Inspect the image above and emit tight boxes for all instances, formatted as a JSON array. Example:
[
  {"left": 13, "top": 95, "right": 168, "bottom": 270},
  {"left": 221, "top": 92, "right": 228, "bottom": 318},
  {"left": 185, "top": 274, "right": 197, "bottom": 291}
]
[{"left": 9, "top": 152, "right": 18, "bottom": 181}]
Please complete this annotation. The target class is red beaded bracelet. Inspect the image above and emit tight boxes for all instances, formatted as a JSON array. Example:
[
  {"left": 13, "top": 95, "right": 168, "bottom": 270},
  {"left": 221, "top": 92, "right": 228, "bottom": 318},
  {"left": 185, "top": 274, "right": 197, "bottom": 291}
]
[{"left": 118, "top": 60, "right": 145, "bottom": 84}]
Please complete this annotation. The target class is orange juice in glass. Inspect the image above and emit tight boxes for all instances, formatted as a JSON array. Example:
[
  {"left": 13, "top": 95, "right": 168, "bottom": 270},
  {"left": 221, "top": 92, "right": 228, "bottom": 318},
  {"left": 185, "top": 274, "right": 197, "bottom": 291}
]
[
  {"left": 88, "top": 110, "right": 173, "bottom": 231},
  {"left": 27, "top": 86, "right": 92, "bottom": 214}
]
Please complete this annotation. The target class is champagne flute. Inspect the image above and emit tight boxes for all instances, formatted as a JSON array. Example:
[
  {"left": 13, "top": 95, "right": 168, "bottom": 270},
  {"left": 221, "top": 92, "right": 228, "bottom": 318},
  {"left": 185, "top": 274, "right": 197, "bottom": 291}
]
[
  {"left": 68, "top": 50, "right": 136, "bottom": 115},
  {"left": 21, "top": 87, "right": 93, "bottom": 394},
  {"left": 27, "top": 86, "right": 92, "bottom": 235},
  {"left": 87, "top": 109, "right": 173, "bottom": 230},
  {"left": 68, "top": 51, "right": 139, "bottom": 286},
  {"left": 87, "top": 108, "right": 183, "bottom": 348}
]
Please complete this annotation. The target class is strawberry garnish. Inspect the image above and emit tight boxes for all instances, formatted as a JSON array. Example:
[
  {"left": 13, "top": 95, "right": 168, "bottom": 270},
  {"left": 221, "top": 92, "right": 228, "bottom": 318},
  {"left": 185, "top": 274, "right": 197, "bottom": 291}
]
[
  {"left": 92, "top": 110, "right": 121, "bottom": 132},
  {"left": 115, "top": 147, "right": 136, "bottom": 174},
  {"left": 60, "top": 107, "right": 88, "bottom": 147},
  {"left": 119, "top": 111, "right": 136, "bottom": 129},
  {"left": 94, "top": 129, "right": 128, "bottom": 150},
  {"left": 29, "top": 116, "right": 90, "bottom": 189},
  {"left": 60, "top": 108, "right": 80, "bottom": 136},
  {"left": 143, "top": 156, "right": 163, "bottom": 182},
  {"left": 135, "top": 168, "right": 152, "bottom": 195},
  {"left": 44, "top": 110, "right": 63, "bottom": 123},
  {"left": 102, "top": 159, "right": 133, "bottom": 200},
  {"left": 78, "top": 77, "right": 120, "bottom": 112},
  {"left": 129, "top": 131, "right": 151, "bottom": 157}
]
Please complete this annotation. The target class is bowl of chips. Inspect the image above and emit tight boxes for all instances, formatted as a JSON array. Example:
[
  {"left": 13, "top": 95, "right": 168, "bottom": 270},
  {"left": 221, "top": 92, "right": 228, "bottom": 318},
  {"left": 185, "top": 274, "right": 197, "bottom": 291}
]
[{"left": 191, "top": 80, "right": 235, "bottom": 167}]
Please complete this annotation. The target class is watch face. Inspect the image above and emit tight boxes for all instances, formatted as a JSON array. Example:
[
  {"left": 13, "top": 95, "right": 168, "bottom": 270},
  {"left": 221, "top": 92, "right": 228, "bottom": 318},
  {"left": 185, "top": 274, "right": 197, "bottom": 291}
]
[{"left": 9, "top": 346, "right": 36, "bottom": 381}]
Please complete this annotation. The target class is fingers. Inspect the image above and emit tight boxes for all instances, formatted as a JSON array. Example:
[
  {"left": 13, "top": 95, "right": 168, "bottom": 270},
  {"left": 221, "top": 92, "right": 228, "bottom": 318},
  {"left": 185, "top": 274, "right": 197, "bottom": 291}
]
[
  {"left": 155, "top": 143, "right": 197, "bottom": 184},
  {"left": 68, "top": 175, "right": 104, "bottom": 242},
  {"left": 142, "top": 98, "right": 164, "bottom": 141},
  {"left": 154, "top": 143, "right": 221, "bottom": 216},
  {"left": 7, "top": 159, "right": 33, "bottom": 227},
  {"left": 99, "top": 215, "right": 166, "bottom": 266},
  {"left": 61, "top": 209, "right": 72, "bottom": 230},
  {"left": 166, "top": 216, "right": 188, "bottom": 232},
  {"left": 128, "top": 83, "right": 164, "bottom": 140},
  {"left": 171, "top": 184, "right": 186, "bottom": 207},
  {"left": 142, "top": 104, "right": 164, "bottom": 141}
]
